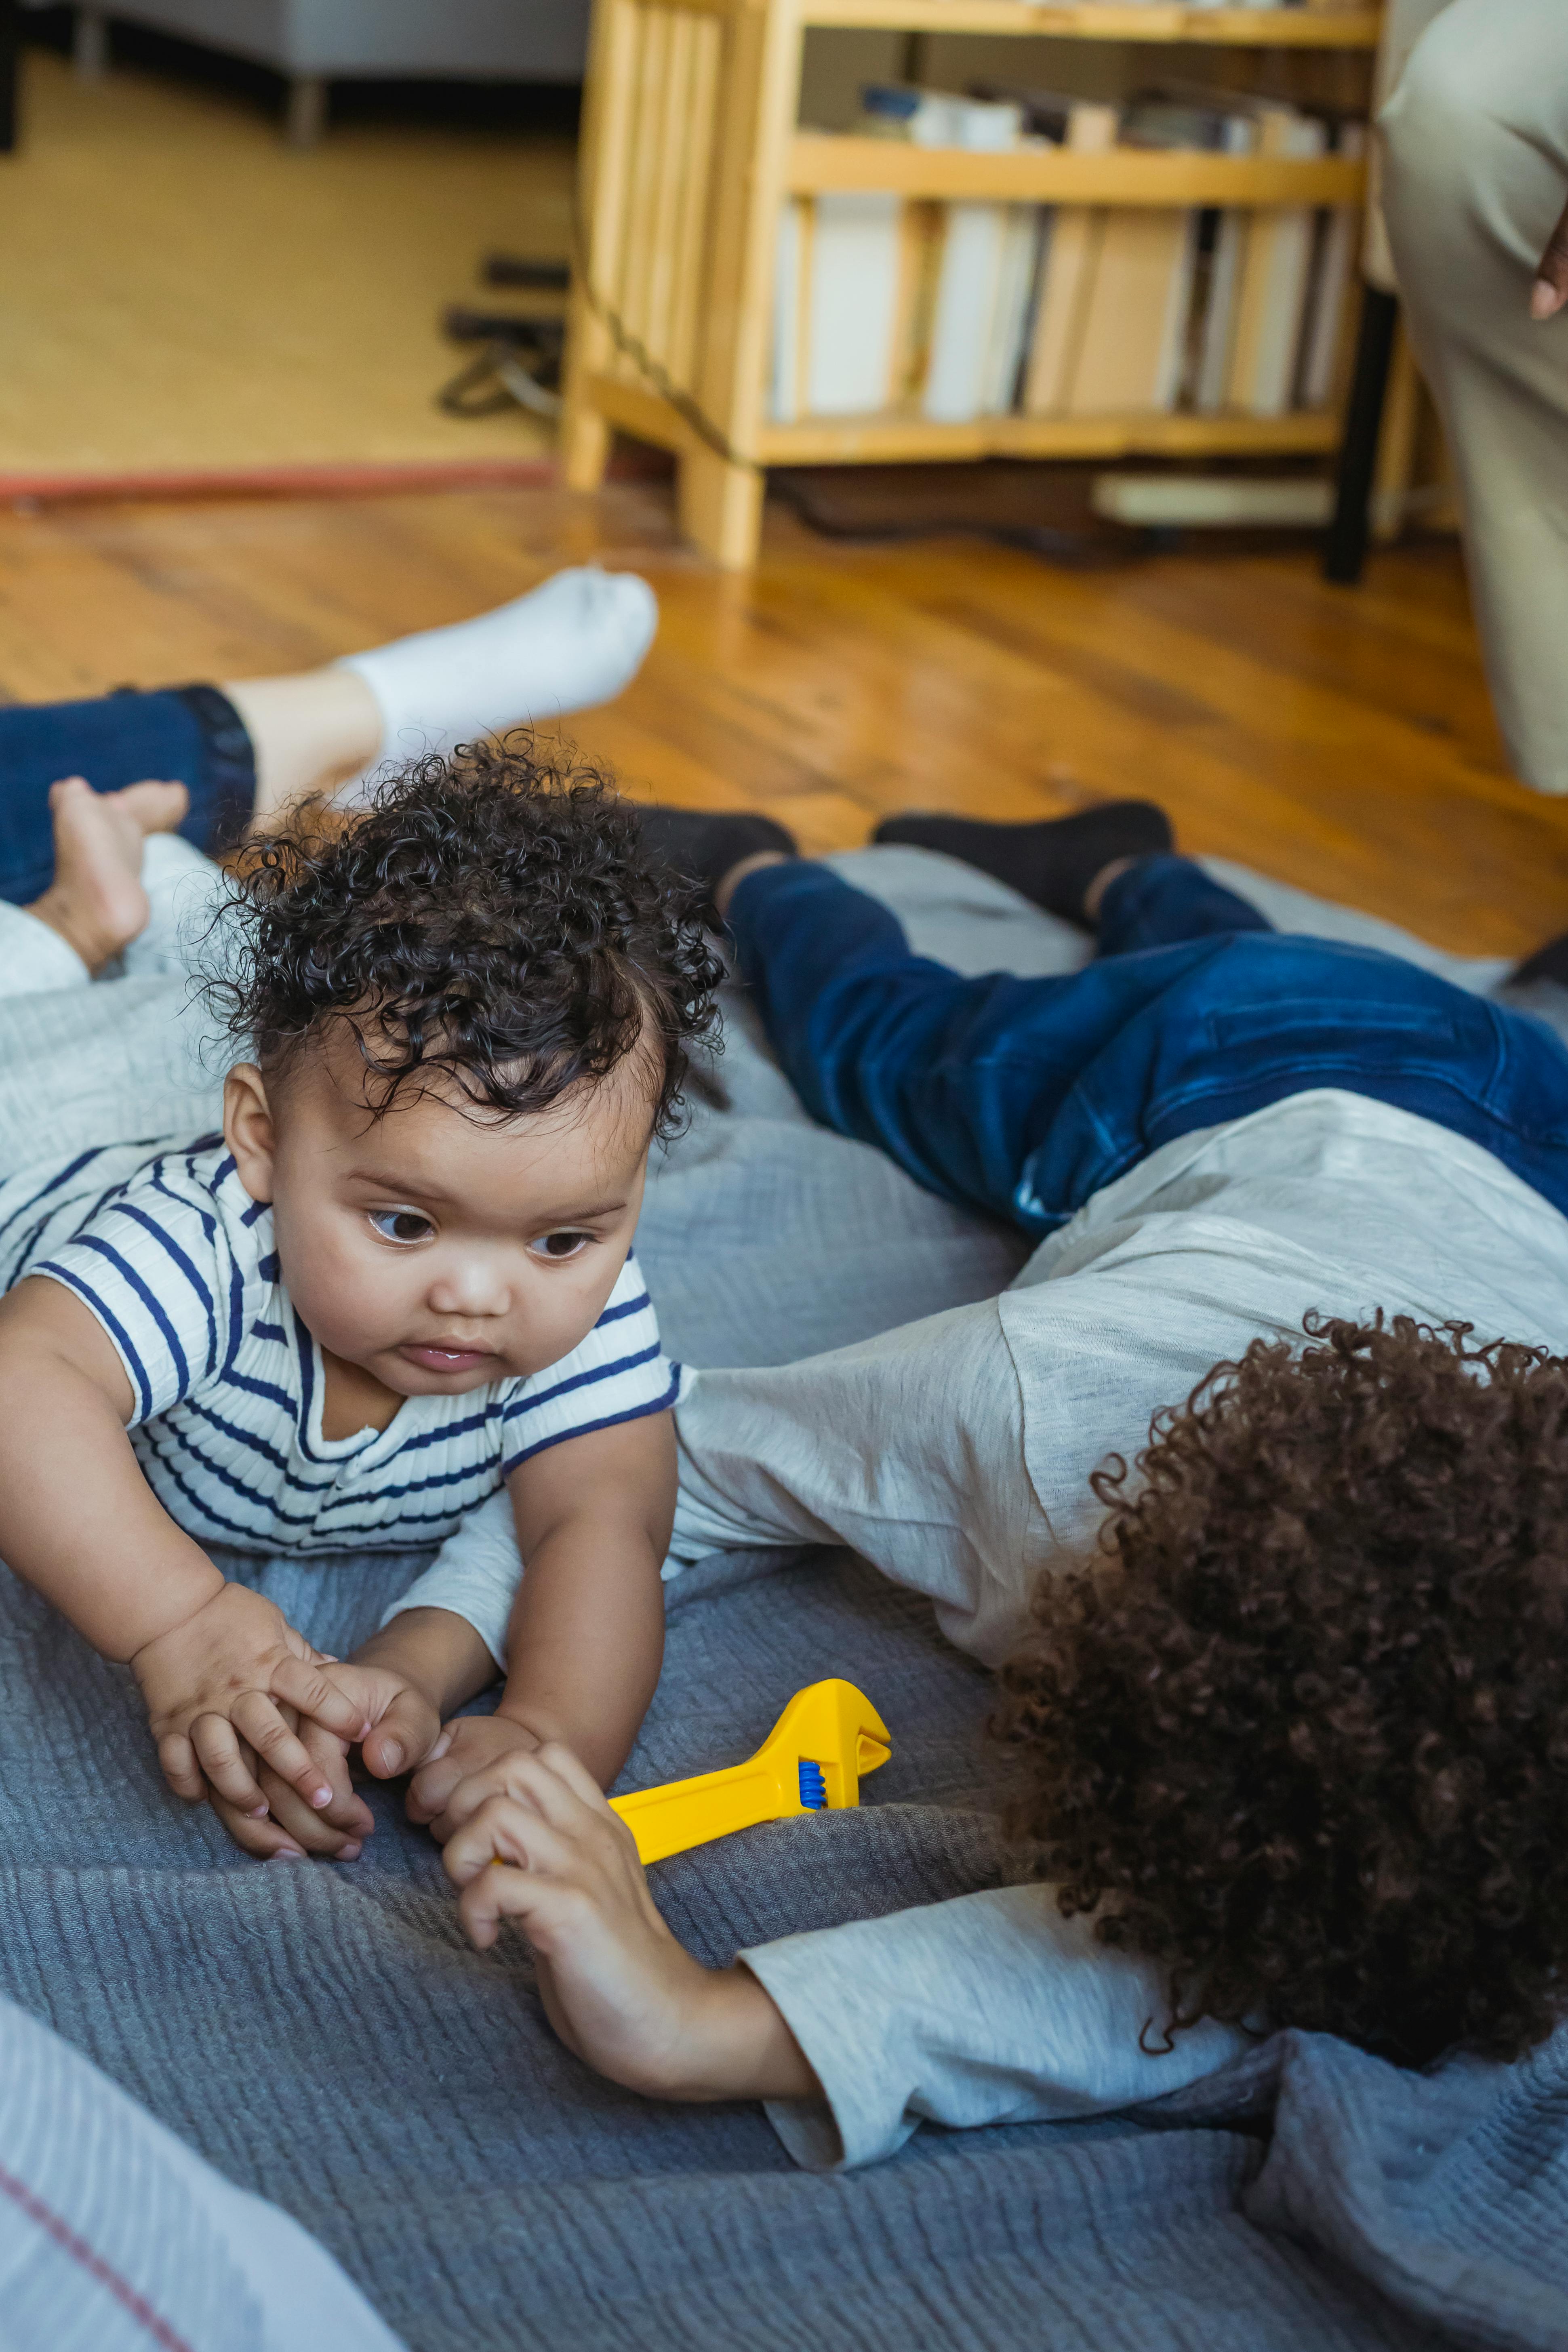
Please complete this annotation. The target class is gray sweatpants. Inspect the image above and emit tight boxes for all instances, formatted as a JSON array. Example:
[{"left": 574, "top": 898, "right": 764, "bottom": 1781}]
[{"left": 1382, "top": 0, "right": 1568, "bottom": 794}]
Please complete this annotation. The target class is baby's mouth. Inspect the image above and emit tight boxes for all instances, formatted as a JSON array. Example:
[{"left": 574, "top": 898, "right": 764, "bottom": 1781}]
[{"left": 397, "top": 1341, "right": 497, "bottom": 1376}]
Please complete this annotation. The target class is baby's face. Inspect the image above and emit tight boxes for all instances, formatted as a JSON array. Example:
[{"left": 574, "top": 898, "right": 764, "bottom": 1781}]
[{"left": 224, "top": 1026, "right": 654, "bottom": 1399}]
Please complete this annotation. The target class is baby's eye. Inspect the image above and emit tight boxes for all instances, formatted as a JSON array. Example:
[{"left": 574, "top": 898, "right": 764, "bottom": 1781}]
[
  {"left": 368, "top": 1208, "right": 434, "bottom": 1245},
  {"left": 530, "top": 1231, "right": 591, "bottom": 1262}
]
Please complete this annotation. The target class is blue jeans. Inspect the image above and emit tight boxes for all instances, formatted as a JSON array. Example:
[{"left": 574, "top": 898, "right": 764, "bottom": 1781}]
[
  {"left": 728, "top": 853, "right": 1568, "bottom": 1236},
  {"left": 0, "top": 686, "right": 254, "bottom": 903}
]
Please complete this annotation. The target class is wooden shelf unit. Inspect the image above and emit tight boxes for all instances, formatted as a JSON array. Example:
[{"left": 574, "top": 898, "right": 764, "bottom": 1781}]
[{"left": 561, "top": 0, "right": 1382, "bottom": 564}]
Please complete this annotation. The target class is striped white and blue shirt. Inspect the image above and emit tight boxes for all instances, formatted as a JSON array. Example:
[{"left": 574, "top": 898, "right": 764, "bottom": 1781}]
[{"left": 0, "top": 1136, "right": 678, "bottom": 1556}]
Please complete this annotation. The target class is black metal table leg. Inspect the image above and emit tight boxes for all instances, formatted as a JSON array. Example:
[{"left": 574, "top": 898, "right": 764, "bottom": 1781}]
[
  {"left": 1324, "top": 284, "right": 1400, "bottom": 585},
  {"left": 0, "top": 0, "right": 18, "bottom": 155}
]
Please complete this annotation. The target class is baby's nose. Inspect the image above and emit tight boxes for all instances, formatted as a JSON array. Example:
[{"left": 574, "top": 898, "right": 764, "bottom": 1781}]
[{"left": 426, "top": 1259, "right": 508, "bottom": 1317}]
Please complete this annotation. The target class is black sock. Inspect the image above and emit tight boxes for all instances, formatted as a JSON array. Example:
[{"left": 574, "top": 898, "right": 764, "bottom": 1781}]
[
  {"left": 636, "top": 807, "right": 798, "bottom": 925},
  {"left": 873, "top": 801, "right": 1173, "bottom": 924},
  {"left": 1511, "top": 931, "right": 1568, "bottom": 991}
]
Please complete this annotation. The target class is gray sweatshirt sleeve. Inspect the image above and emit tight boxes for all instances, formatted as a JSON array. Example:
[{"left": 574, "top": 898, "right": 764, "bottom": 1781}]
[{"left": 741, "top": 1883, "right": 1251, "bottom": 2170}]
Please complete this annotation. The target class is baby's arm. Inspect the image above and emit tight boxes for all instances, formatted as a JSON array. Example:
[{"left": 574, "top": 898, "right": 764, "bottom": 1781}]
[
  {"left": 0, "top": 1277, "right": 366, "bottom": 1816},
  {"left": 408, "top": 1409, "right": 674, "bottom": 1825}
]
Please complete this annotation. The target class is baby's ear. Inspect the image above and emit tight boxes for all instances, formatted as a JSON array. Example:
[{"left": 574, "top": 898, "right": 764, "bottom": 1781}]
[{"left": 223, "top": 1063, "right": 277, "bottom": 1204}]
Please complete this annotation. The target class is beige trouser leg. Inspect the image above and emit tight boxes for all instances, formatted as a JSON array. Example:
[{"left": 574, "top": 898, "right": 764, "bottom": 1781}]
[{"left": 1381, "top": 0, "right": 1568, "bottom": 794}]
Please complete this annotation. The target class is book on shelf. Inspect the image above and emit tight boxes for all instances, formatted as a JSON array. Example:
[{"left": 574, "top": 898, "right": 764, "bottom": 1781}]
[
  {"left": 764, "top": 82, "right": 1367, "bottom": 429},
  {"left": 1224, "top": 105, "right": 1328, "bottom": 416},
  {"left": 915, "top": 94, "right": 1028, "bottom": 425}
]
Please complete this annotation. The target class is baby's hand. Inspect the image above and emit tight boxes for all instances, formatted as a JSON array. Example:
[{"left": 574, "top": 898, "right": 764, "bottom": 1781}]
[
  {"left": 131, "top": 1582, "right": 369, "bottom": 1820},
  {"left": 441, "top": 1746, "right": 820, "bottom": 2105},
  {"left": 209, "top": 1660, "right": 448, "bottom": 1862},
  {"left": 406, "top": 1713, "right": 542, "bottom": 1840}
]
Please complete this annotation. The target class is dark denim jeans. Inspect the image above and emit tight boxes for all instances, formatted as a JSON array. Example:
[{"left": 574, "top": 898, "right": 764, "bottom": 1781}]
[
  {"left": 728, "top": 852, "right": 1568, "bottom": 1237},
  {"left": 0, "top": 687, "right": 255, "bottom": 903}
]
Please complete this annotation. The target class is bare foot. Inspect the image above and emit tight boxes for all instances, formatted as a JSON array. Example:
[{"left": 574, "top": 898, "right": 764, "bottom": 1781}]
[{"left": 29, "top": 776, "right": 190, "bottom": 972}]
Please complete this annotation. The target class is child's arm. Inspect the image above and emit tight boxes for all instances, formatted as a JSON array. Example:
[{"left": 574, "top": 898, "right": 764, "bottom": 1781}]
[
  {"left": 407, "top": 1410, "right": 674, "bottom": 1824},
  {"left": 0, "top": 1278, "right": 366, "bottom": 1816},
  {"left": 442, "top": 1742, "right": 821, "bottom": 2104}
]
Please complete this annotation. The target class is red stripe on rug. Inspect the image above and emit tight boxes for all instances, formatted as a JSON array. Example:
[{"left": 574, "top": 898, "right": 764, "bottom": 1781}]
[
  {"left": 0, "top": 457, "right": 560, "bottom": 505},
  {"left": 0, "top": 2159, "right": 199, "bottom": 2352}
]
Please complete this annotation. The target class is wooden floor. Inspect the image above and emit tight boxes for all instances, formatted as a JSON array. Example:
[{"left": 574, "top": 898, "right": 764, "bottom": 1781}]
[
  {"left": 0, "top": 50, "right": 567, "bottom": 482},
  {"left": 0, "top": 478, "right": 1563, "bottom": 959}
]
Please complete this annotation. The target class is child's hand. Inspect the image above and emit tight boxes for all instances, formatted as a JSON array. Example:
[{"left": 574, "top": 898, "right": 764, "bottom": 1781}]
[
  {"left": 208, "top": 1660, "right": 449, "bottom": 1862},
  {"left": 406, "top": 1713, "right": 543, "bottom": 1839},
  {"left": 441, "top": 1744, "right": 821, "bottom": 2104},
  {"left": 210, "top": 1711, "right": 373, "bottom": 1861},
  {"left": 131, "top": 1582, "right": 370, "bottom": 1819}
]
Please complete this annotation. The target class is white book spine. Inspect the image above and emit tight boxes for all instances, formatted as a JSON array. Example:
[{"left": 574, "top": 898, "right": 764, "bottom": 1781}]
[
  {"left": 1153, "top": 210, "right": 1202, "bottom": 411},
  {"left": 923, "top": 203, "right": 1009, "bottom": 423},
  {"left": 1299, "top": 123, "right": 1367, "bottom": 410},
  {"left": 803, "top": 191, "right": 903, "bottom": 417},
  {"left": 981, "top": 208, "right": 1044, "bottom": 414},
  {"left": 768, "top": 200, "right": 804, "bottom": 425}
]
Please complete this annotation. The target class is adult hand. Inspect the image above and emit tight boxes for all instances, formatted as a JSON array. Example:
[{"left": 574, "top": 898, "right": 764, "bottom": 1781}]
[{"left": 1532, "top": 193, "right": 1568, "bottom": 319}]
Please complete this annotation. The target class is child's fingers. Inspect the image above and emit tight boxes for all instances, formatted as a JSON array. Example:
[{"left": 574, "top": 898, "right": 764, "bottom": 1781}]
[
  {"left": 359, "top": 1688, "right": 443, "bottom": 1782},
  {"left": 459, "top": 1745, "right": 614, "bottom": 1841},
  {"left": 187, "top": 1715, "right": 271, "bottom": 1813},
  {"left": 209, "top": 1790, "right": 314, "bottom": 1861},
  {"left": 268, "top": 1657, "right": 373, "bottom": 1744},
  {"left": 155, "top": 1728, "right": 210, "bottom": 1805},
  {"left": 532, "top": 1741, "right": 617, "bottom": 1813},
  {"left": 457, "top": 1859, "right": 573, "bottom": 1952},
  {"left": 405, "top": 1751, "right": 464, "bottom": 1828},
  {"left": 442, "top": 1791, "right": 577, "bottom": 1890},
  {"left": 227, "top": 1691, "right": 336, "bottom": 1811},
  {"left": 250, "top": 1768, "right": 369, "bottom": 1858}
]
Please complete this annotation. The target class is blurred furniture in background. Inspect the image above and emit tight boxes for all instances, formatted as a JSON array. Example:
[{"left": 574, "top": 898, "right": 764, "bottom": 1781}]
[
  {"left": 0, "top": 0, "right": 17, "bottom": 149},
  {"left": 53, "top": 0, "right": 589, "bottom": 143},
  {"left": 562, "top": 1, "right": 1383, "bottom": 569},
  {"left": 1324, "top": 0, "right": 1451, "bottom": 581}
]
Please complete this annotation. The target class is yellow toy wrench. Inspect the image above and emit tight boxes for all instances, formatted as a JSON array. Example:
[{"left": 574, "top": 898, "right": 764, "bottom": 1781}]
[{"left": 610, "top": 1679, "right": 892, "bottom": 1866}]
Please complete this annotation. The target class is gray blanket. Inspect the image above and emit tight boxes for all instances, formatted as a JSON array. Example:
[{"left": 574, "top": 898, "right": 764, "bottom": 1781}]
[{"left": 0, "top": 849, "right": 1564, "bottom": 2352}]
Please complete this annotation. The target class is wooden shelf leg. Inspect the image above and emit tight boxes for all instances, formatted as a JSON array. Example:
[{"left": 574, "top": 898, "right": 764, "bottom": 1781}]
[
  {"left": 678, "top": 446, "right": 764, "bottom": 569},
  {"left": 560, "top": 401, "right": 612, "bottom": 493}
]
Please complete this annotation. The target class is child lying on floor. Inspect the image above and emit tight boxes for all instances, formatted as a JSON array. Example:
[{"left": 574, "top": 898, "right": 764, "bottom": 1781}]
[
  {"left": 0, "top": 751, "right": 720, "bottom": 1856},
  {"left": 431, "top": 1313, "right": 1568, "bottom": 2168},
  {"left": 392, "top": 803, "right": 1568, "bottom": 2167}
]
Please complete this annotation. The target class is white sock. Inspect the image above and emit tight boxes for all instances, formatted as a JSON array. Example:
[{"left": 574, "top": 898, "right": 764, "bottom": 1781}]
[{"left": 333, "top": 566, "right": 658, "bottom": 792}]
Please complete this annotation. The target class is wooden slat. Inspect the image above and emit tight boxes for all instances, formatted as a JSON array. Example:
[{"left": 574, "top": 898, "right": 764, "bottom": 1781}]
[
  {"left": 642, "top": 9, "right": 695, "bottom": 369},
  {"left": 589, "top": 372, "right": 1345, "bottom": 462},
  {"left": 788, "top": 133, "right": 1367, "bottom": 205},
  {"left": 612, "top": 4, "right": 671, "bottom": 374},
  {"left": 754, "top": 407, "right": 1342, "bottom": 460},
  {"left": 795, "top": 1, "right": 1381, "bottom": 40},
  {"left": 560, "top": 0, "right": 644, "bottom": 487},
  {"left": 667, "top": 12, "right": 722, "bottom": 393}
]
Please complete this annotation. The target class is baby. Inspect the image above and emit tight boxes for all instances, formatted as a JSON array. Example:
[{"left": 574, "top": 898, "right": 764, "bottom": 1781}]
[{"left": 0, "top": 748, "right": 721, "bottom": 1858}]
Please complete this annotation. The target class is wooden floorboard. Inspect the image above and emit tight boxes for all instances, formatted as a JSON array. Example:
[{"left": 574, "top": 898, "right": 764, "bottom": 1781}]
[{"left": 0, "top": 480, "right": 1562, "bottom": 957}]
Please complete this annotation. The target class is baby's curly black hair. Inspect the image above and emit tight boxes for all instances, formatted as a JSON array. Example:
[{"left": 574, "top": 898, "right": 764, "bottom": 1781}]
[
  {"left": 997, "top": 1314, "right": 1568, "bottom": 2068},
  {"left": 208, "top": 741, "right": 724, "bottom": 1133}
]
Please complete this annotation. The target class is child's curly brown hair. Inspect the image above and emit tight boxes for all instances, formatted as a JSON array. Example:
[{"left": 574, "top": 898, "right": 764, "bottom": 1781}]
[
  {"left": 208, "top": 739, "right": 722, "bottom": 1133},
  {"left": 997, "top": 1314, "right": 1568, "bottom": 2066}
]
